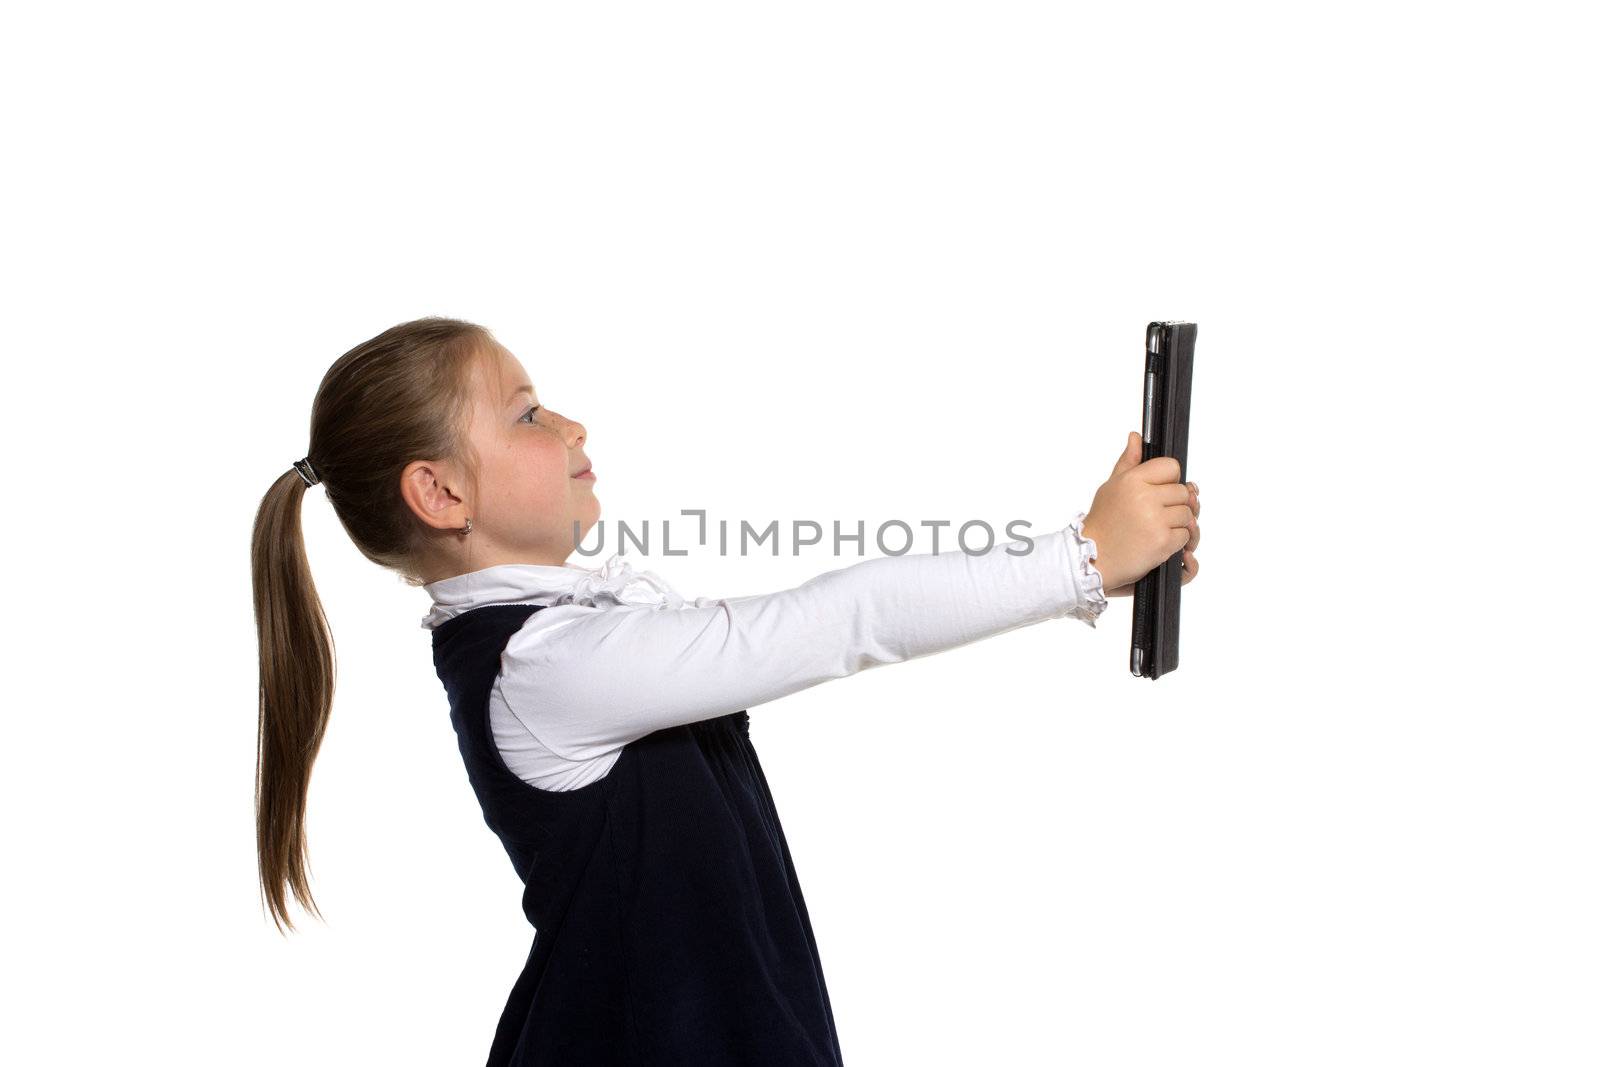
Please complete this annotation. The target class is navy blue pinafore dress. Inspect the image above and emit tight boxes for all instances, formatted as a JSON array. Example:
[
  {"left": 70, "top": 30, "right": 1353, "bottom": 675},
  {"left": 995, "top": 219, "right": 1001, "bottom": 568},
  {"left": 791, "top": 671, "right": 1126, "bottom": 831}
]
[{"left": 431, "top": 602, "right": 845, "bottom": 1066}]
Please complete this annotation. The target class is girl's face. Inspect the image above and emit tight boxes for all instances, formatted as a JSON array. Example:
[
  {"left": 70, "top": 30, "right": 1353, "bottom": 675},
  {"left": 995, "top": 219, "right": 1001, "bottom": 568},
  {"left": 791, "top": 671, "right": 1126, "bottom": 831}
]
[{"left": 407, "top": 341, "right": 600, "bottom": 576}]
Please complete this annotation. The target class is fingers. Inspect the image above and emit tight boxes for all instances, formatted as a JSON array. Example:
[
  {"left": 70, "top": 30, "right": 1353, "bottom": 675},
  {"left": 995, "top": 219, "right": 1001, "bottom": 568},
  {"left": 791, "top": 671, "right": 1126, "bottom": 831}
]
[
  {"left": 1136, "top": 455, "right": 1183, "bottom": 484},
  {"left": 1179, "top": 548, "right": 1198, "bottom": 584},
  {"left": 1156, "top": 482, "right": 1192, "bottom": 505},
  {"left": 1163, "top": 502, "right": 1195, "bottom": 528},
  {"left": 1157, "top": 480, "right": 1202, "bottom": 506},
  {"left": 1186, "top": 482, "right": 1199, "bottom": 549},
  {"left": 1178, "top": 481, "right": 1201, "bottom": 584}
]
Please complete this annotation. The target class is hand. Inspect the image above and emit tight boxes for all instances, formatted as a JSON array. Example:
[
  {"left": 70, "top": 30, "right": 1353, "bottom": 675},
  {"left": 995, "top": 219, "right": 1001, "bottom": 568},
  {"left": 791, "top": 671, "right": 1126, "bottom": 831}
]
[
  {"left": 1081, "top": 431, "right": 1201, "bottom": 595},
  {"left": 1103, "top": 480, "right": 1199, "bottom": 595}
]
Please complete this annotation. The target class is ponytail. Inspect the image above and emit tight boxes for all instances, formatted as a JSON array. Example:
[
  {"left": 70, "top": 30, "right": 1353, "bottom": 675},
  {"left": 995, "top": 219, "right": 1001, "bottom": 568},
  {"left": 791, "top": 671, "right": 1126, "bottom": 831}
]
[
  {"left": 251, "top": 467, "right": 336, "bottom": 933},
  {"left": 248, "top": 316, "right": 491, "bottom": 932}
]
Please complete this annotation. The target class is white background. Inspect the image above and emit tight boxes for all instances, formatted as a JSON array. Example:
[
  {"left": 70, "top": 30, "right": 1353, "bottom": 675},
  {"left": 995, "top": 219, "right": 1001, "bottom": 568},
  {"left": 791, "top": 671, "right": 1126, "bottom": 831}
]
[{"left": 3, "top": 2, "right": 1595, "bottom": 1064}]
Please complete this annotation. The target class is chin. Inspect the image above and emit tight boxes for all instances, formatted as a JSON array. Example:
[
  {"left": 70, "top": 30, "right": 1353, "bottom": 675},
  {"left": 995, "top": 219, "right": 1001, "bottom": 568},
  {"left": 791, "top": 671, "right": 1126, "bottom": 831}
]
[{"left": 571, "top": 506, "right": 601, "bottom": 541}]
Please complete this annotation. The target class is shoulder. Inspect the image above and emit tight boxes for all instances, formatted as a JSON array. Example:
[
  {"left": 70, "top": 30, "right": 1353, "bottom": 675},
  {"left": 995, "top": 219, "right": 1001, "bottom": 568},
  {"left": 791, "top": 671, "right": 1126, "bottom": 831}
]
[
  {"left": 502, "top": 600, "right": 724, "bottom": 662},
  {"left": 501, "top": 602, "right": 598, "bottom": 659}
]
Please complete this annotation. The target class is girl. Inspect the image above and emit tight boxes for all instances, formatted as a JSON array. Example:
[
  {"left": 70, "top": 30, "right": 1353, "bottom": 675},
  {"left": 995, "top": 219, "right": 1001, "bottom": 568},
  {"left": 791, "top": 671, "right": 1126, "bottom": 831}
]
[{"left": 252, "top": 316, "right": 1201, "bottom": 1065}]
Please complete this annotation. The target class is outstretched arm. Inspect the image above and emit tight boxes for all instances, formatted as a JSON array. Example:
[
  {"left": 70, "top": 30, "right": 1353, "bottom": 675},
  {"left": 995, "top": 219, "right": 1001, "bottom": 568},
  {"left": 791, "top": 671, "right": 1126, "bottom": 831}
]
[{"left": 495, "top": 514, "right": 1107, "bottom": 761}]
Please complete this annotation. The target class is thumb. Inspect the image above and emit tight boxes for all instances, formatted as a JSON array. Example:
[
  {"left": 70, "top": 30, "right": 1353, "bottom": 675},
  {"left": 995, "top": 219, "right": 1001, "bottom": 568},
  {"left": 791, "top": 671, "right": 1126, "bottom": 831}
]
[{"left": 1111, "top": 430, "right": 1142, "bottom": 476}]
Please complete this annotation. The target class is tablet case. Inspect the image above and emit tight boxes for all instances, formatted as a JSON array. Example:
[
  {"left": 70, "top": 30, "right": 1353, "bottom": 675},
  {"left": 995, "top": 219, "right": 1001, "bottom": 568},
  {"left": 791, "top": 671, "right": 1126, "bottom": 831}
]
[{"left": 1130, "top": 321, "right": 1197, "bottom": 680}]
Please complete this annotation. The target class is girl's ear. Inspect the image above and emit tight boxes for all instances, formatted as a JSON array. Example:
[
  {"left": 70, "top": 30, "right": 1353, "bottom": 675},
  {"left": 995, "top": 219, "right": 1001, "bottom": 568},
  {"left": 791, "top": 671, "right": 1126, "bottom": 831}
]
[{"left": 400, "top": 459, "right": 467, "bottom": 533}]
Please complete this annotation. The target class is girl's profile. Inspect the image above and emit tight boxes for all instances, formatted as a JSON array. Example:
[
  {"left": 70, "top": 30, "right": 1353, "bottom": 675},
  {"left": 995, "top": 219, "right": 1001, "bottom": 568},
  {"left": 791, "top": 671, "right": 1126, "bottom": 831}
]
[{"left": 251, "top": 316, "right": 1201, "bottom": 1065}]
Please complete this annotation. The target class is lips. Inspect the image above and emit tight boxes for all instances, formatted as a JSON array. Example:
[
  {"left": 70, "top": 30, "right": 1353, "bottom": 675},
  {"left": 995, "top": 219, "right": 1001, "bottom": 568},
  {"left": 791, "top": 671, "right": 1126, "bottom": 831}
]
[{"left": 571, "top": 465, "right": 595, "bottom": 480}]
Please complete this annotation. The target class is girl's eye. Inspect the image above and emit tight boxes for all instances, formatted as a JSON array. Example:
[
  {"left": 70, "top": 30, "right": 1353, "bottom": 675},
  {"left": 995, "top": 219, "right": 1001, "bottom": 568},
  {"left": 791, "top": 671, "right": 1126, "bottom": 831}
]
[{"left": 519, "top": 405, "right": 542, "bottom": 424}]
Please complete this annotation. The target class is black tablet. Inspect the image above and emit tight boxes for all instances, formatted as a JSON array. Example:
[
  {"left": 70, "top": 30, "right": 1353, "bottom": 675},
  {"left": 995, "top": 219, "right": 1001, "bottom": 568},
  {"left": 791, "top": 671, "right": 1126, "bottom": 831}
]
[{"left": 1130, "top": 321, "right": 1197, "bottom": 680}]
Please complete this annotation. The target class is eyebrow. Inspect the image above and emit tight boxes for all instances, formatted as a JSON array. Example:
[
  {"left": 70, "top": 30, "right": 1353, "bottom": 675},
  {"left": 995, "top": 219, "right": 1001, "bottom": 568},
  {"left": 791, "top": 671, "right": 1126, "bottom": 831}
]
[{"left": 507, "top": 384, "right": 535, "bottom": 407}]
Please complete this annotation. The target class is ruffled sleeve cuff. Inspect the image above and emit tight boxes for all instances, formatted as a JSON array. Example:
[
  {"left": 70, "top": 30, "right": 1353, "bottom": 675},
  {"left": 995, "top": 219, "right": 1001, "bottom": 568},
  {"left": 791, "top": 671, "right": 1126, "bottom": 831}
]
[{"left": 1064, "top": 510, "right": 1109, "bottom": 628}]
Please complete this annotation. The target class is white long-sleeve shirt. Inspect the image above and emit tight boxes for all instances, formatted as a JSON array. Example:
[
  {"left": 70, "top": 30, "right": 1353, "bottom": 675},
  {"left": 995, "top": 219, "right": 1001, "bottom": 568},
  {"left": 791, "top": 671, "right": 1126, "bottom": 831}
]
[{"left": 421, "top": 512, "right": 1109, "bottom": 791}]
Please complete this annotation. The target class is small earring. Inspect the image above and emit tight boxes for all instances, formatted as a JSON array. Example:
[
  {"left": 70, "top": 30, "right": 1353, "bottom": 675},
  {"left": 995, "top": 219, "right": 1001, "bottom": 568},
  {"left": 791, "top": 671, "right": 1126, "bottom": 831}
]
[{"left": 461, "top": 517, "right": 473, "bottom": 535}]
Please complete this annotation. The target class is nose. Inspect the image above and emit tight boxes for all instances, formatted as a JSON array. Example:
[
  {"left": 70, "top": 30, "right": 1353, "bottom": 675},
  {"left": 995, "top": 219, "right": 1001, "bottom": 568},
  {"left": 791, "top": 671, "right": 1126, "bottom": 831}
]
[{"left": 559, "top": 412, "right": 586, "bottom": 448}]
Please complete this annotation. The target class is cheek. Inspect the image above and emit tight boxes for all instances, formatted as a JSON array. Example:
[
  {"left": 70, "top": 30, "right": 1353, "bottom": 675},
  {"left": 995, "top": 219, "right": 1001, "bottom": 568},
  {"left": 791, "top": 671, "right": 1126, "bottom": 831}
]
[{"left": 514, "top": 437, "right": 572, "bottom": 501}]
